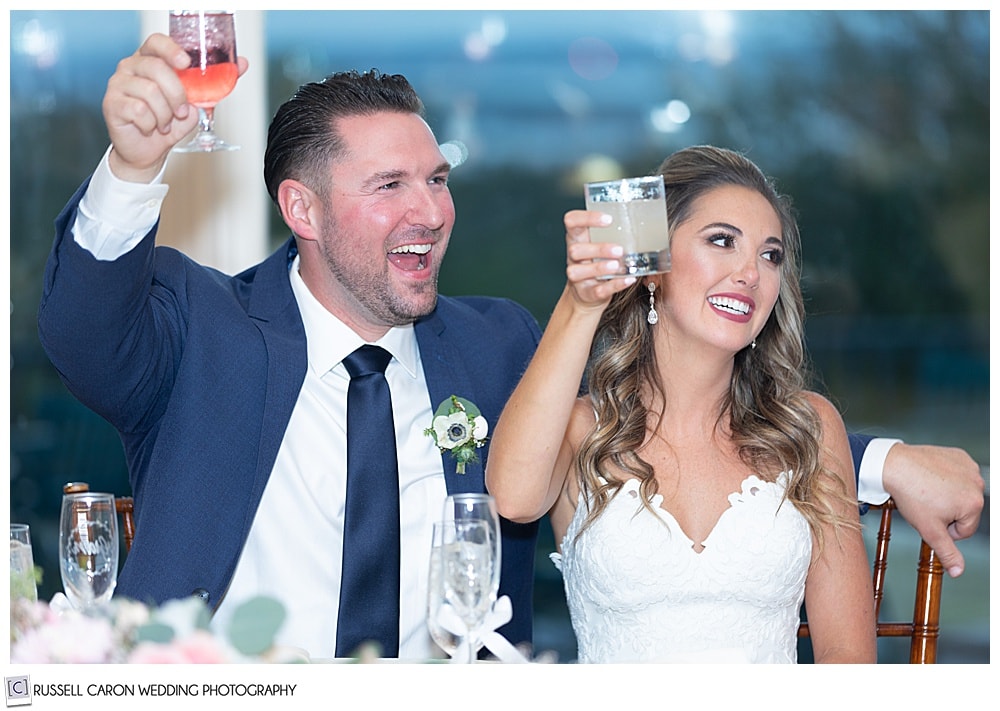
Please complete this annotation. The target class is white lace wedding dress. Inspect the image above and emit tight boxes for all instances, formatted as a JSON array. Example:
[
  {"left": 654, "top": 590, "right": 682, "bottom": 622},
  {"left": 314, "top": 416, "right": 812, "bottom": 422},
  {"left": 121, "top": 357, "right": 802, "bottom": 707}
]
[{"left": 551, "top": 473, "right": 812, "bottom": 663}]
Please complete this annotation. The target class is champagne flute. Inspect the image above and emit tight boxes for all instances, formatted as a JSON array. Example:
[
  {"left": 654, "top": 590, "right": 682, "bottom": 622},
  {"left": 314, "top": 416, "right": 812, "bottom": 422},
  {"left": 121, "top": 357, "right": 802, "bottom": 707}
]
[
  {"left": 59, "top": 492, "right": 119, "bottom": 610},
  {"left": 10, "top": 524, "right": 38, "bottom": 603},
  {"left": 443, "top": 493, "right": 502, "bottom": 604},
  {"left": 436, "top": 520, "right": 498, "bottom": 664},
  {"left": 426, "top": 525, "right": 459, "bottom": 660},
  {"left": 169, "top": 10, "right": 239, "bottom": 152}
]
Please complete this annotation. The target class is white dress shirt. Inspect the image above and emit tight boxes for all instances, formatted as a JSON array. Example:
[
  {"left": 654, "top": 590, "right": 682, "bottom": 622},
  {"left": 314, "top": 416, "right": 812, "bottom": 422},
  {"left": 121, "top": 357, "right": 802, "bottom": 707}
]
[{"left": 211, "top": 260, "right": 447, "bottom": 659}]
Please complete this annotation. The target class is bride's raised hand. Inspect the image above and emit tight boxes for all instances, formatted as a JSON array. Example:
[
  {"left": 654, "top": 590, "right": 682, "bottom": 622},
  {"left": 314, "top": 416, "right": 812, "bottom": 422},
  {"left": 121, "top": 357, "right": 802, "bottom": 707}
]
[{"left": 563, "top": 209, "right": 637, "bottom": 310}]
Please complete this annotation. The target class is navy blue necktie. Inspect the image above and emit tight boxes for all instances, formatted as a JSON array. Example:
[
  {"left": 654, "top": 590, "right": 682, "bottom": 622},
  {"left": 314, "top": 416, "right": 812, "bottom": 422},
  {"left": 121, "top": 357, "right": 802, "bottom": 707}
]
[{"left": 335, "top": 345, "right": 401, "bottom": 657}]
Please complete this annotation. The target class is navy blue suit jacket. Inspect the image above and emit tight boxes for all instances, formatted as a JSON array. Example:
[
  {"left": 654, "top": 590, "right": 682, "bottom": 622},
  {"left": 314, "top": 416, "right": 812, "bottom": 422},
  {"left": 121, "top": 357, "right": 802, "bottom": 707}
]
[{"left": 39, "top": 180, "right": 542, "bottom": 647}]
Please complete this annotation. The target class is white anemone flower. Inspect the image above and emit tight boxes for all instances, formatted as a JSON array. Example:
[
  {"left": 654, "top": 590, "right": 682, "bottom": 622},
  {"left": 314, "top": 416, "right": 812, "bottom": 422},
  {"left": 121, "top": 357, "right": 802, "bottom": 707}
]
[{"left": 433, "top": 412, "right": 472, "bottom": 450}]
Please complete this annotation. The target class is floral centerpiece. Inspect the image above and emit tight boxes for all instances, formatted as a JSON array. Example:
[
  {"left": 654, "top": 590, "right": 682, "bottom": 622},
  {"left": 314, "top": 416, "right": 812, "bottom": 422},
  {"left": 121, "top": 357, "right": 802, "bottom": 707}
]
[{"left": 9, "top": 593, "right": 292, "bottom": 664}]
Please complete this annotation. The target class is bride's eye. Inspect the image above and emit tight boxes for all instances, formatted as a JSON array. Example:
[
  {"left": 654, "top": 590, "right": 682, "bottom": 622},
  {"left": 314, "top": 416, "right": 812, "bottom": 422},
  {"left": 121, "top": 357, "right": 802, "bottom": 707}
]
[
  {"left": 708, "top": 232, "right": 735, "bottom": 248},
  {"left": 762, "top": 248, "right": 785, "bottom": 265}
]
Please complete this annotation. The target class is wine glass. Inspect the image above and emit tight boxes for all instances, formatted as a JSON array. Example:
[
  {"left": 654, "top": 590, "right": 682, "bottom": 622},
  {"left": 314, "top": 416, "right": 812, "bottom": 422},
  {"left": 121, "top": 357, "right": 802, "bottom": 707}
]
[
  {"left": 443, "top": 493, "right": 502, "bottom": 603},
  {"left": 169, "top": 10, "right": 239, "bottom": 152},
  {"left": 427, "top": 520, "right": 496, "bottom": 663},
  {"left": 59, "top": 492, "right": 119, "bottom": 610}
]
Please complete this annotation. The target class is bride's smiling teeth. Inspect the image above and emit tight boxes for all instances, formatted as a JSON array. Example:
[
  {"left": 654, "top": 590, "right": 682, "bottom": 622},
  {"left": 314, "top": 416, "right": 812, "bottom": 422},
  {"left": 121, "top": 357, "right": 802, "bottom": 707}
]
[{"left": 708, "top": 296, "right": 751, "bottom": 315}]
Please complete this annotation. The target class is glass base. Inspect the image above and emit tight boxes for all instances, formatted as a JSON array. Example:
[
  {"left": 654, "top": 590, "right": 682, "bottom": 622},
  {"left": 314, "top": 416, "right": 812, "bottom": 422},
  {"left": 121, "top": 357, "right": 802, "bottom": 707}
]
[
  {"left": 172, "top": 133, "right": 240, "bottom": 153},
  {"left": 597, "top": 249, "right": 670, "bottom": 280}
]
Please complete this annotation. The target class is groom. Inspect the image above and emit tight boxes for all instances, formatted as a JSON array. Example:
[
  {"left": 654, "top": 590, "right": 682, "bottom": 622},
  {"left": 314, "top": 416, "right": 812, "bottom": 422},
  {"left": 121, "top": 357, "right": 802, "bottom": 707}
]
[
  {"left": 39, "top": 36, "right": 539, "bottom": 659},
  {"left": 37, "top": 35, "right": 983, "bottom": 659}
]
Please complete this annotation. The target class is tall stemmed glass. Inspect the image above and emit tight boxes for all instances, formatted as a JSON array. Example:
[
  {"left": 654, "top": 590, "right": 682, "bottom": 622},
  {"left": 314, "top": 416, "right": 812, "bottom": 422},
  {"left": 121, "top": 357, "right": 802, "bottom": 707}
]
[
  {"left": 169, "top": 10, "right": 239, "bottom": 152},
  {"left": 59, "top": 492, "right": 119, "bottom": 611},
  {"left": 427, "top": 523, "right": 460, "bottom": 660},
  {"left": 443, "top": 494, "right": 502, "bottom": 603},
  {"left": 10, "top": 524, "right": 38, "bottom": 603},
  {"left": 428, "top": 520, "right": 496, "bottom": 664}
]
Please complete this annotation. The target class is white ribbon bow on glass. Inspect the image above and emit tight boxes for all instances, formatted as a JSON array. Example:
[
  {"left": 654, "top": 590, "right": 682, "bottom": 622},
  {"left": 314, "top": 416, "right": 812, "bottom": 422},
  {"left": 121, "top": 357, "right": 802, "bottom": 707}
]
[
  {"left": 48, "top": 592, "right": 75, "bottom": 615},
  {"left": 435, "top": 595, "right": 529, "bottom": 664}
]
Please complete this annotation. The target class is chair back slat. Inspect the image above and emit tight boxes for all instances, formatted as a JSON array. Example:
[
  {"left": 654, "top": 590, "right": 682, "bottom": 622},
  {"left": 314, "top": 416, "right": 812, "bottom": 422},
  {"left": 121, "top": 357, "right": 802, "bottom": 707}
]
[
  {"left": 871, "top": 501, "right": 894, "bottom": 620},
  {"left": 116, "top": 497, "right": 136, "bottom": 552},
  {"left": 909, "top": 541, "right": 943, "bottom": 663}
]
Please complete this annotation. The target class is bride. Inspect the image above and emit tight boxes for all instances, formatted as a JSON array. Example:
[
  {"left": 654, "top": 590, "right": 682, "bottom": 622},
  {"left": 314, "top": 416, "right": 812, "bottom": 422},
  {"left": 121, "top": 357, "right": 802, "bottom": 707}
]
[{"left": 485, "top": 146, "right": 876, "bottom": 663}]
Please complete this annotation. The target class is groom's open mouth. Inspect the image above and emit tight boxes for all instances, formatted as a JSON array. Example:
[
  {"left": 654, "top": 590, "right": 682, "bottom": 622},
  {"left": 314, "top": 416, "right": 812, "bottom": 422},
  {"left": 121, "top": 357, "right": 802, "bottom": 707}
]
[{"left": 388, "top": 243, "right": 432, "bottom": 272}]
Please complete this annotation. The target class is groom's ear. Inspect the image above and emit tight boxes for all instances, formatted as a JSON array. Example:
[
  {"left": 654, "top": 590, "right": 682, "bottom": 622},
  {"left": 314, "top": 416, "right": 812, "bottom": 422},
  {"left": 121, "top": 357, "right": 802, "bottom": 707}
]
[{"left": 277, "top": 179, "right": 321, "bottom": 243}]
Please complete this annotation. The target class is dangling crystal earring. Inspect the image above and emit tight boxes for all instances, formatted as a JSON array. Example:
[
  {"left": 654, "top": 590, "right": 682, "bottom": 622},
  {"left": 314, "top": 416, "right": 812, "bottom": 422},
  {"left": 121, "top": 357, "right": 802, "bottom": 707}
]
[
  {"left": 646, "top": 282, "right": 658, "bottom": 325},
  {"left": 750, "top": 338, "right": 757, "bottom": 350}
]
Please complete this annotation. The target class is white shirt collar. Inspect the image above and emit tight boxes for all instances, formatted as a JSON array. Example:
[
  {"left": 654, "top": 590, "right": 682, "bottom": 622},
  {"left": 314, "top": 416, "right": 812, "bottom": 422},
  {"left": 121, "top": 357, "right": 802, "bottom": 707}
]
[{"left": 288, "top": 255, "right": 420, "bottom": 379}]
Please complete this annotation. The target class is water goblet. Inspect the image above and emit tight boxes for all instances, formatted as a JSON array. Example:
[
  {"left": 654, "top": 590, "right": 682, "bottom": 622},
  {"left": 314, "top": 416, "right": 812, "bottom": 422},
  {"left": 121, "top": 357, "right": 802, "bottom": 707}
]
[
  {"left": 170, "top": 10, "right": 240, "bottom": 152},
  {"left": 59, "top": 492, "right": 119, "bottom": 610}
]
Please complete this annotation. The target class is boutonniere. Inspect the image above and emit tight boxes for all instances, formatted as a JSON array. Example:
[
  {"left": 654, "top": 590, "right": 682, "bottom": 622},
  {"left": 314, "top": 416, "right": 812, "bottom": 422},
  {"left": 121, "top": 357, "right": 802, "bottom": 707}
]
[{"left": 424, "top": 395, "right": 488, "bottom": 474}]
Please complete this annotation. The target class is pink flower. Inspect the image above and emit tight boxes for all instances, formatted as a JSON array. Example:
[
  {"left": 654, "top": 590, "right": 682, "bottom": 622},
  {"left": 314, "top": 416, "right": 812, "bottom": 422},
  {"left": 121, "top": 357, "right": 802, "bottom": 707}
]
[
  {"left": 126, "top": 630, "right": 231, "bottom": 664},
  {"left": 10, "top": 612, "right": 115, "bottom": 663}
]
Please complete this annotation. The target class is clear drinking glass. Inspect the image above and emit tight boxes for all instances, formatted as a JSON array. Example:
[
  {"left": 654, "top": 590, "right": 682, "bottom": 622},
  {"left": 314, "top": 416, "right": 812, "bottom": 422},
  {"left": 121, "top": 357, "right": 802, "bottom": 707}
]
[
  {"left": 10, "top": 523, "right": 38, "bottom": 603},
  {"left": 443, "top": 493, "right": 502, "bottom": 604},
  {"left": 427, "top": 519, "right": 496, "bottom": 663},
  {"left": 426, "top": 527, "right": 460, "bottom": 660},
  {"left": 169, "top": 10, "right": 240, "bottom": 152},
  {"left": 59, "top": 492, "right": 119, "bottom": 610},
  {"left": 585, "top": 175, "right": 670, "bottom": 278}
]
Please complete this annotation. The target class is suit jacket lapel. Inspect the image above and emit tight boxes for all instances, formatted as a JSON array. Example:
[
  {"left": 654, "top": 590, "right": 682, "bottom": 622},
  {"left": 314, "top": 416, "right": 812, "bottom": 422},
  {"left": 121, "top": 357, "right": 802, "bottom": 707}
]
[
  {"left": 244, "top": 239, "right": 309, "bottom": 509},
  {"left": 415, "top": 309, "right": 484, "bottom": 496}
]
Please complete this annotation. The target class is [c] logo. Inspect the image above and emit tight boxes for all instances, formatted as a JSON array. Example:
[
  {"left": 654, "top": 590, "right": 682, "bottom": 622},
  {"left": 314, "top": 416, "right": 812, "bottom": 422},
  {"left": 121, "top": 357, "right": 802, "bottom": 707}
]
[{"left": 5, "top": 676, "right": 31, "bottom": 707}]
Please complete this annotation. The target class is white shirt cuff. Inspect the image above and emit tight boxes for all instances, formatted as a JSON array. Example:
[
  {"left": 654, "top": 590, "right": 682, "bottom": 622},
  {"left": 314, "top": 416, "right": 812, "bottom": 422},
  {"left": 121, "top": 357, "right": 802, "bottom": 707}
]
[
  {"left": 73, "top": 146, "right": 170, "bottom": 260},
  {"left": 856, "top": 437, "right": 902, "bottom": 505}
]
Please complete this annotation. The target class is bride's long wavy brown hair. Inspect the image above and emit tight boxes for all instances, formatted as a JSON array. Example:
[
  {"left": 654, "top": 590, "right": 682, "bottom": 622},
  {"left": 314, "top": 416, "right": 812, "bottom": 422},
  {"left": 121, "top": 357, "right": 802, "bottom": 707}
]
[{"left": 575, "top": 146, "right": 858, "bottom": 548}]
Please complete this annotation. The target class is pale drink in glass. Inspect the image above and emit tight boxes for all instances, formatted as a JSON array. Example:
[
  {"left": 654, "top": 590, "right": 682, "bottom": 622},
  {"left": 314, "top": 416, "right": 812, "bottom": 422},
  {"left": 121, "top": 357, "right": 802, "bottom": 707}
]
[{"left": 585, "top": 175, "right": 670, "bottom": 278}]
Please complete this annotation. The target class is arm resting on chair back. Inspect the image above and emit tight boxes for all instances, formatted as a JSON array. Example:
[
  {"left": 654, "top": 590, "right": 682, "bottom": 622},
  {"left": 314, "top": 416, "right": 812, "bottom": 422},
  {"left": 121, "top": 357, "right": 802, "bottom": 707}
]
[{"left": 798, "top": 499, "right": 945, "bottom": 663}]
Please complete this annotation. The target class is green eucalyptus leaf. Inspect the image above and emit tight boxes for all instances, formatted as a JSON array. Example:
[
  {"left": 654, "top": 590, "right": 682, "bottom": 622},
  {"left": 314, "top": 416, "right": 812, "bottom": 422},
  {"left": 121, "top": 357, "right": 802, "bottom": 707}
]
[
  {"left": 433, "top": 398, "right": 454, "bottom": 418},
  {"left": 433, "top": 394, "right": 481, "bottom": 419},
  {"left": 226, "top": 596, "right": 287, "bottom": 656},
  {"left": 134, "top": 621, "right": 175, "bottom": 644}
]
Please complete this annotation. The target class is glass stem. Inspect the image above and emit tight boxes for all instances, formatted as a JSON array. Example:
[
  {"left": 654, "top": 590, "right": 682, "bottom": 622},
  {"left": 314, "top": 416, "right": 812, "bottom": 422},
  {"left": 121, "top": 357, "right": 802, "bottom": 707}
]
[
  {"left": 197, "top": 106, "right": 215, "bottom": 135},
  {"left": 466, "top": 632, "right": 477, "bottom": 664}
]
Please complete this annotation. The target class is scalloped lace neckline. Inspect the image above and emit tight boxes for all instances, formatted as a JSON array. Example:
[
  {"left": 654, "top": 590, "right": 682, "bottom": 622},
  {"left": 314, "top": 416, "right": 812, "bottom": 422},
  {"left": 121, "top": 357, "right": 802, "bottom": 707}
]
[{"left": 615, "top": 474, "right": 787, "bottom": 554}]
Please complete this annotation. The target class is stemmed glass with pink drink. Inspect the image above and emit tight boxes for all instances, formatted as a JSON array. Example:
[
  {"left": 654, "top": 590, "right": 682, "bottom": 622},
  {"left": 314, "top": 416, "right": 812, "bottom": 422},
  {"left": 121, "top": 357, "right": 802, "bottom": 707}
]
[{"left": 170, "top": 10, "right": 239, "bottom": 152}]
